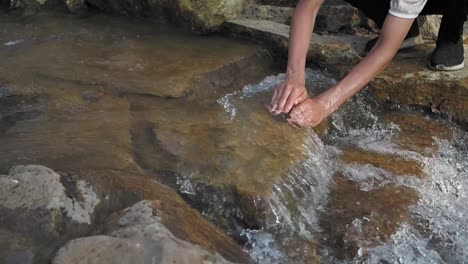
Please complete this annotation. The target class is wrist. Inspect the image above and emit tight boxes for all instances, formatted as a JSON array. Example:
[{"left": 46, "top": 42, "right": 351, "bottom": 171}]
[
  {"left": 285, "top": 68, "right": 305, "bottom": 85},
  {"left": 316, "top": 90, "right": 339, "bottom": 114}
]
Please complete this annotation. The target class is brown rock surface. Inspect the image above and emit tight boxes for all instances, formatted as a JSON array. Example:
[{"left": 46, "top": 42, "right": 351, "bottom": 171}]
[
  {"left": 323, "top": 174, "right": 419, "bottom": 259},
  {"left": 370, "top": 44, "right": 468, "bottom": 126},
  {"left": 0, "top": 13, "right": 272, "bottom": 99},
  {"left": 340, "top": 146, "right": 426, "bottom": 178},
  {"left": 381, "top": 112, "right": 453, "bottom": 156},
  {"left": 53, "top": 178, "right": 253, "bottom": 263}
]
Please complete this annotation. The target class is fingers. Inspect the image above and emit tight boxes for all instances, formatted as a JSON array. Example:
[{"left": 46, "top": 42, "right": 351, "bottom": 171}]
[
  {"left": 273, "top": 85, "right": 289, "bottom": 113},
  {"left": 270, "top": 83, "right": 285, "bottom": 112},
  {"left": 277, "top": 88, "right": 296, "bottom": 114},
  {"left": 270, "top": 83, "right": 282, "bottom": 106},
  {"left": 290, "top": 100, "right": 307, "bottom": 119},
  {"left": 284, "top": 90, "right": 308, "bottom": 114}
]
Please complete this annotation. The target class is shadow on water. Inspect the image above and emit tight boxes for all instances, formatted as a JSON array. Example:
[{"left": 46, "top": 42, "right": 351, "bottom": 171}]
[{"left": 0, "top": 11, "right": 467, "bottom": 264}]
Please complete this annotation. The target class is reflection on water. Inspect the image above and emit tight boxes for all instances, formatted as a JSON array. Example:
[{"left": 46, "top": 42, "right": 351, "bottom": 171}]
[{"left": 0, "top": 12, "right": 467, "bottom": 264}]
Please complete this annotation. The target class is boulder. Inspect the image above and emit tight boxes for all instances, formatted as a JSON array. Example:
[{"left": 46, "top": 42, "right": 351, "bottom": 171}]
[
  {"left": 153, "top": 0, "right": 245, "bottom": 32},
  {"left": 0, "top": 165, "right": 252, "bottom": 263},
  {"left": 0, "top": 165, "right": 101, "bottom": 263},
  {"left": 417, "top": 15, "right": 442, "bottom": 40},
  {"left": 53, "top": 190, "right": 252, "bottom": 263},
  {"left": 83, "top": 0, "right": 245, "bottom": 32},
  {"left": 0, "top": 165, "right": 100, "bottom": 233},
  {"left": 130, "top": 70, "right": 333, "bottom": 261}
]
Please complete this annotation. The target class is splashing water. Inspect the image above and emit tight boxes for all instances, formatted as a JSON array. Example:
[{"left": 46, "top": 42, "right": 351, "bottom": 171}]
[{"left": 218, "top": 70, "right": 468, "bottom": 263}]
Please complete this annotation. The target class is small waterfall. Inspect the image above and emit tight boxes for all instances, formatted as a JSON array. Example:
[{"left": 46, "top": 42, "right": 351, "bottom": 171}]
[{"left": 217, "top": 69, "right": 468, "bottom": 263}]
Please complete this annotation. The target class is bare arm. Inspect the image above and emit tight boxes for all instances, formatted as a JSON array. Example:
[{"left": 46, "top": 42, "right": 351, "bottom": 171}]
[
  {"left": 270, "top": 0, "right": 324, "bottom": 114},
  {"left": 289, "top": 14, "right": 415, "bottom": 127}
]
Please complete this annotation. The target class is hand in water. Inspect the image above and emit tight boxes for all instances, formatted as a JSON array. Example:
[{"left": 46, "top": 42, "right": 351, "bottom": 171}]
[
  {"left": 270, "top": 80, "right": 308, "bottom": 115},
  {"left": 288, "top": 98, "right": 330, "bottom": 128}
]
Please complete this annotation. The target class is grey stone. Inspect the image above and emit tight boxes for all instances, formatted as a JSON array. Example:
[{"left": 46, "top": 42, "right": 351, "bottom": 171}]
[
  {"left": 0, "top": 165, "right": 100, "bottom": 225},
  {"left": 53, "top": 201, "right": 239, "bottom": 264},
  {"left": 244, "top": 4, "right": 293, "bottom": 25},
  {"left": 417, "top": 15, "right": 442, "bottom": 40}
]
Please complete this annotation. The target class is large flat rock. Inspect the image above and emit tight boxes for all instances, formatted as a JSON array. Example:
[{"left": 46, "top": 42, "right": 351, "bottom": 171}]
[
  {"left": 370, "top": 44, "right": 468, "bottom": 126},
  {"left": 0, "top": 13, "right": 273, "bottom": 99},
  {"left": 223, "top": 18, "right": 362, "bottom": 67},
  {"left": 129, "top": 70, "right": 334, "bottom": 261}
]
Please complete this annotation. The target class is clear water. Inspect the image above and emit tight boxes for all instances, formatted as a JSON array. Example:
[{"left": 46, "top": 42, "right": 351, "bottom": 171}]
[
  {"left": 220, "top": 70, "right": 468, "bottom": 263},
  {"left": 0, "top": 11, "right": 467, "bottom": 264}
]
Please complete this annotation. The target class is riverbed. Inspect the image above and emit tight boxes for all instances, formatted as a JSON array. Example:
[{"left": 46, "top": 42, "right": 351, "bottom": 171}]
[{"left": 0, "top": 12, "right": 467, "bottom": 264}]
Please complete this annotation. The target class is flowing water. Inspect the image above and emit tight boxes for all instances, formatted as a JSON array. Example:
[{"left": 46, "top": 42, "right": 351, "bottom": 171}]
[{"left": 1, "top": 12, "right": 468, "bottom": 264}]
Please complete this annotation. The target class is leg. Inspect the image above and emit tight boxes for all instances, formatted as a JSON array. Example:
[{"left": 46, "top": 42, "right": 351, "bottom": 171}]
[{"left": 426, "top": 0, "right": 467, "bottom": 70}]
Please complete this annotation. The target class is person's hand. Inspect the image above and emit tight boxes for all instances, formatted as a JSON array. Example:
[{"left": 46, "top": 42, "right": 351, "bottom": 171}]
[
  {"left": 288, "top": 97, "right": 331, "bottom": 128},
  {"left": 270, "top": 80, "right": 308, "bottom": 115}
]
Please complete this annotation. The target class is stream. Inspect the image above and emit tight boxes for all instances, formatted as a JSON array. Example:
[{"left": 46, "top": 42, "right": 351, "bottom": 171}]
[{"left": 1, "top": 12, "right": 467, "bottom": 264}]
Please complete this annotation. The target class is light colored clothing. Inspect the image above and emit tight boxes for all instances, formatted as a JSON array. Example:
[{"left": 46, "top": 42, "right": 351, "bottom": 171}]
[{"left": 389, "top": 0, "right": 428, "bottom": 18}]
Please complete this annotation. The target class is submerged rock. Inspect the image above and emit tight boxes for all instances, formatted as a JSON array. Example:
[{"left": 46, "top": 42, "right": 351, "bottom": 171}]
[
  {"left": 0, "top": 13, "right": 271, "bottom": 99},
  {"left": 340, "top": 146, "right": 426, "bottom": 178},
  {"left": 381, "top": 112, "right": 453, "bottom": 157},
  {"left": 130, "top": 70, "right": 334, "bottom": 263},
  {"left": 322, "top": 174, "right": 419, "bottom": 259}
]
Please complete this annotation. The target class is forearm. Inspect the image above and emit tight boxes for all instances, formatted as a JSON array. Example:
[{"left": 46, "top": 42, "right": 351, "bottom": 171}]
[
  {"left": 286, "top": 0, "right": 324, "bottom": 83},
  {"left": 317, "top": 15, "right": 414, "bottom": 112}
]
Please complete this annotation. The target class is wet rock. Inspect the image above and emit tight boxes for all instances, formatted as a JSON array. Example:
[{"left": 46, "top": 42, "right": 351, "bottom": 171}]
[
  {"left": 0, "top": 165, "right": 251, "bottom": 263},
  {"left": 54, "top": 195, "right": 252, "bottom": 263},
  {"left": 322, "top": 174, "right": 419, "bottom": 259},
  {"left": 370, "top": 46, "right": 468, "bottom": 126},
  {"left": 0, "top": 14, "right": 271, "bottom": 99},
  {"left": 130, "top": 71, "right": 333, "bottom": 260},
  {"left": 340, "top": 146, "right": 426, "bottom": 178},
  {"left": 381, "top": 112, "right": 453, "bottom": 157},
  {"left": 223, "top": 18, "right": 361, "bottom": 66},
  {"left": 109, "top": 176, "right": 253, "bottom": 263},
  {"left": 0, "top": 82, "right": 139, "bottom": 172}
]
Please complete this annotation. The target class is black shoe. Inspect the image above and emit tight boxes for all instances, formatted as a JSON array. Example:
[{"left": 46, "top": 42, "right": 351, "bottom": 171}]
[
  {"left": 428, "top": 38, "right": 465, "bottom": 71},
  {"left": 364, "top": 20, "right": 423, "bottom": 52}
]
